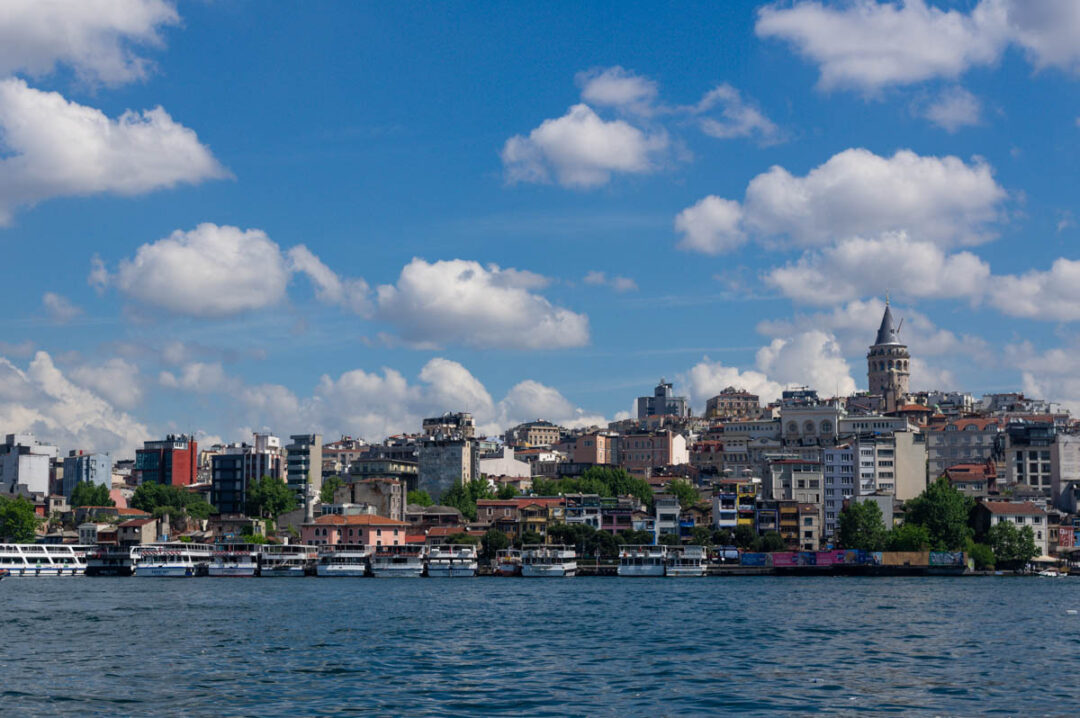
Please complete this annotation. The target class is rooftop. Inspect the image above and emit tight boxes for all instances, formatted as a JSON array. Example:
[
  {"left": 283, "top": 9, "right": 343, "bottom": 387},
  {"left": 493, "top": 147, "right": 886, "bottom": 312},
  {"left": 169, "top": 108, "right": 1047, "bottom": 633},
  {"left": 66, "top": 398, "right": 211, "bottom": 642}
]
[{"left": 981, "top": 501, "right": 1046, "bottom": 516}]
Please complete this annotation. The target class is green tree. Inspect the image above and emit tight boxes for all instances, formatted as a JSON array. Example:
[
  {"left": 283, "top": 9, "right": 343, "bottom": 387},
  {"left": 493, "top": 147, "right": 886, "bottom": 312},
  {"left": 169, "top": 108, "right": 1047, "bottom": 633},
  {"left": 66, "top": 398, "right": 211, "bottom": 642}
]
[
  {"left": 446, "top": 532, "right": 480, "bottom": 545},
  {"left": 903, "top": 477, "right": 974, "bottom": 550},
  {"left": 667, "top": 479, "right": 700, "bottom": 510},
  {"left": 481, "top": 528, "right": 510, "bottom": 560},
  {"left": 837, "top": 500, "right": 888, "bottom": 551},
  {"left": 319, "top": 476, "right": 345, "bottom": 504},
  {"left": 689, "top": 526, "right": 713, "bottom": 546},
  {"left": 496, "top": 484, "right": 520, "bottom": 500},
  {"left": 657, "top": 532, "right": 681, "bottom": 547},
  {"left": 407, "top": 489, "right": 434, "bottom": 507},
  {"left": 965, "top": 538, "right": 995, "bottom": 570},
  {"left": 70, "top": 481, "right": 114, "bottom": 508},
  {"left": 239, "top": 533, "right": 270, "bottom": 545},
  {"left": 733, "top": 524, "right": 756, "bottom": 550},
  {"left": 0, "top": 496, "right": 40, "bottom": 543},
  {"left": 531, "top": 466, "right": 653, "bottom": 510},
  {"left": 618, "top": 528, "right": 654, "bottom": 545},
  {"left": 987, "top": 521, "right": 1039, "bottom": 568},
  {"left": 586, "top": 530, "right": 621, "bottom": 559},
  {"left": 440, "top": 479, "right": 496, "bottom": 522},
  {"left": 886, "top": 522, "right": 932, "bottom": 551},
  {"left": 757, "top": 531, "right": 786, "bottom": 552},
  {"left": 131, "top": 482, "right": 215, "bottom": 520},
  {"left": 519, "top": 529, "right": 544, "bottom": 546},
  {"left": 245, "top": 476, "right": 298, "bottom": 519}
]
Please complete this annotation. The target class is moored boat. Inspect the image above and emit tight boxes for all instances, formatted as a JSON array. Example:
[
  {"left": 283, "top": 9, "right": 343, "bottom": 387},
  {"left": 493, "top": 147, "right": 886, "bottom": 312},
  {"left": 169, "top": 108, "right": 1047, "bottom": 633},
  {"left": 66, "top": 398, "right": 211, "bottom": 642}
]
[
  {"left": 86, "top": 545, "right": 139, "bottom": 576},
  {"left": 133, "top": 543, "right": 213, "bottom": 577},
  {"left": 0, "top": 544, "right": 89, "bottom": 577},
  {"left": 426, "top": 544, "right": 478, "bottom": 577},
  {"left": 665, "top": 545, "right": 707, "bottom": 577},
  {"left": 617, "top": 544, "right": 666, "bottom": 577},
  {"left": 316, "top": 544, "right": 371, "bottom": 577},
  {"left": 371, "top": 544, "right": 425, "bottom": 577},
  {"left": 493, "top": 548, "right": 522, "bottom": 577},
  {"left": 209, "top": 544, "right": 259, "bottom": 577},
  {"left": 521, "top": 544, "right": 576, "bottom": 577},
  {"left": 259, "top": 544, "right": 317, "bottom": 577}
]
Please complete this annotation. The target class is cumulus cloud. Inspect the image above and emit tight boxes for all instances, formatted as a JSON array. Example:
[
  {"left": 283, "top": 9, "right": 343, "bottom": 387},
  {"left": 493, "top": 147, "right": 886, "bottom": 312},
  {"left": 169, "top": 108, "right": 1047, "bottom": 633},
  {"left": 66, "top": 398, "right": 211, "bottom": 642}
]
[
  {"left": 0, "top": 351, "right": 150, "bottom": 456},
  {"left": 501, "top": 103, "right": 668, "bottom": 188},
  {"left": 988, "top": 257, "right": 1080, "bottom": 320},
  {"left": 159, "top": 361, "right": 233, "bottom": 394},
  {"left": 756, "top": 330, "right": 858, "bottom": 396},
  {"left": 919, "top": 86, "right": 982, "bottom": 132},
  {"left": 908, "top": 357, "right": 956, "bottom": 392},
  {"left": 494, "top": 380, "right": 607, "bottom": 431},
  {"left": 583, "top": 270, "right": 638, "bottom": 292},
  {"left": 764, "top": 232, "right": 992, "bottom": 305},
  {"left": 576, "top": 66, "right": 658, "bottom": 114},
  {"left": 376, "top": 258, "right": 589, "bottom": 349},
  {"left": 677, "top": 148, "right": 1006, "bottom": 253},
  {"left": 1006, "top": 0, "right": 1080, "bottom": 74},
  {"left": 688, "top": 84, "right": 780, "bottom": 143},
  {"left": 0, "top": 79, "right": 228, "bottom": 225},
  {"left": 287, "top": 245, "right": 372, "bottom": 316},
  {"left": 69, "top": 357, "right": 143, "bottom": 410},
  {"left": 112, "top": 223, "right": 290, "bottom": 317},
  {"left": 41, "top": 292, "right": 83, "bottom": 323},
  {"left": 0, "top": 0, "right": 179, "bottom": 85},
  {"left": 680, "top": 359, "right": 787, "bottom": 406},
  {"left": 1006, "top": 341, "right": 1080, "bottom": 413}
]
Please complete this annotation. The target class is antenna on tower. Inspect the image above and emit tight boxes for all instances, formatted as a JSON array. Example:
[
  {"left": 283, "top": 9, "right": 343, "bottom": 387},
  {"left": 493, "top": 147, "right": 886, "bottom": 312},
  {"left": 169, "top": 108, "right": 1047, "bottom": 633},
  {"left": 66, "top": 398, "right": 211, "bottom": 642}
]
[
  {"left": 885, "top": 290, "right": 890, "bottom": 306},
  {"left": 896, "top": 318, "right": 903, "bottom": 336}
]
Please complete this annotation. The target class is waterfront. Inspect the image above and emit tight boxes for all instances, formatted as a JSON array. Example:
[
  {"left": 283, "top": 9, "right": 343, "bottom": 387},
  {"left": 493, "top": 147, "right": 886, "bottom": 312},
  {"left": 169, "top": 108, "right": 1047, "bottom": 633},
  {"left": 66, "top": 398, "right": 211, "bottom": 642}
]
[{"left": 4, "top": 578, "right": 1079, "bottom": 716}]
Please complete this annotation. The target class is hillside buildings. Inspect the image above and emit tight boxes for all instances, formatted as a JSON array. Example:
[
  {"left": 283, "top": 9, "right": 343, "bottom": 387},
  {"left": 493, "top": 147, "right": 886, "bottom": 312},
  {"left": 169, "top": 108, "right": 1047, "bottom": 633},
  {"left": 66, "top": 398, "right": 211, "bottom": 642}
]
[
  {"left": 636, "top": 379, "right": 689, "bottom": 419},
  {"left": 135, "top": 435, "right": 198, "bottom": 486}
]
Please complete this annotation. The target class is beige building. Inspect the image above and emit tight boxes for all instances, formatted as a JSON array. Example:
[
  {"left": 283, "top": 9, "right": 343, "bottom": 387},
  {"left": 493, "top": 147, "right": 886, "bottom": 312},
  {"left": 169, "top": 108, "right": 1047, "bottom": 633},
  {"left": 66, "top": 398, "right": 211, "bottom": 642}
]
[
  {"left": 572, "top": 432, "right": 618, "bottom": 465},
  {"left": 618, "top": 430, "right": 689, "bottom": 473},
  {"left": 705, "top": 387, "right": 761, "bottom": 419},
  {"left": 504, "top": 420, "right": 562, "bottom": 447},
  {"left": 338, "top": 477, "right": 405, "bottom": 521}
]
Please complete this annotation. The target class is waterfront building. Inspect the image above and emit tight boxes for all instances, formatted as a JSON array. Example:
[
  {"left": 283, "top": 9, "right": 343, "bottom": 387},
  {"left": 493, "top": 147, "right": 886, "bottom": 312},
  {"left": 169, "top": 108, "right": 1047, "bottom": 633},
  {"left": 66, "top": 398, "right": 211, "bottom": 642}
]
[
  {"left": 341, "top": 477, "right": 404, "bottom": 521},
  {"left": 867, "top": 300, "right": 910, "bottom": 413},
  {"left": 0, "top": 433, "right": 58, "bottom": 496},
  {"left": 705, "top": 387, "right": 761, "bottom": 420},
  {"left": 504, "top": 420, "right": 563, "bottom": 447},
  {"left": 973, "top": 501, "right": 1049, "bottom": 556},
  {"left": 711, "top": 483, "right": 738, "bottom": 533},
  {"left": 209, "top": 433, "right": 285, "bottom": 514},
  {"left": 654, "top": 493, "right": 680, "bottom": 542},
  {"left": 301, "top": 513, "right": 409, "bottom": 547},
  {"left": 61, "top": 451, "right": 111, "bottom": 500},
  {"left": 118, "top": 517, "right": 159, "bottom": 545},
  {"left": 564, "top": 493, "right": 602, "bottom": 530},
  {"left": 136, "top": 434, "right": 198, "bottom": 486},
  {"left": 636, "top": 379, "right": 690, "bottom": 419},
  {"left": 286, "top": 433, "right": 323, "bottom": 501},
  {"left": 823, "top": 444, "right": 856, "bottom": 539}
]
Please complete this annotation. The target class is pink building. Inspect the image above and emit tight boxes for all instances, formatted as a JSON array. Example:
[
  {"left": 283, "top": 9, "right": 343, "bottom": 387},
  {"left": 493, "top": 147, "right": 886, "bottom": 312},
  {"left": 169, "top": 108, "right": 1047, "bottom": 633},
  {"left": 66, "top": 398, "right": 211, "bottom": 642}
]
[
  {"left": 573, "top": 432, "right": 617, "bottom": 464},
  {"left": 301, "top": 514, "right": 410, "bottom": 547}
]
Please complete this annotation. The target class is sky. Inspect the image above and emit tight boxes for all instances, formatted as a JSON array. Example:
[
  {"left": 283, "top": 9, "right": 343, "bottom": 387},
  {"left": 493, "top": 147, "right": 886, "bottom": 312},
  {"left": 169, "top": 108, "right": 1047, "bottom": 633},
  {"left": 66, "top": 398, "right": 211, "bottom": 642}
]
[{"left": 1, "top": 0, "right": 1080, "bottom": 457}]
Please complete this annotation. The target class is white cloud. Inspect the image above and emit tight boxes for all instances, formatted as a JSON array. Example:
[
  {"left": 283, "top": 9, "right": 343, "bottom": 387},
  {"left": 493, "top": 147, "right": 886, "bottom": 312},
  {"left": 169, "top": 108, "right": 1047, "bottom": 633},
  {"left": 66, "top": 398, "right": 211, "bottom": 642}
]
[
  {"left": 689, "top": 84, "right": 780, "bottom": 143},
  {"left": 112, "top": 223, "right": 291, "bottom": 317},
  {"left": 287, "top": 245, "right": 372, "bottom": 316},
  {"left": 576, "top": 66, "right": 658, "bottom": 114},
  {"left": 677, "top": 148, "right": 1005, "bottom": 253},
  {"left": 41, "top": 292, "right": 83, "bottom": 323},
  {"left": 919, "top": 86, "right": 982, "bottom": 132},
  {"left": 680, "top": 359, "right": 787, "bottom": 406},
  {"left": 0, "top": 351, "right": 150, "bottom": 456},
  {"left": 69, "top": 357, "right": 143, "bottom": 410},
  {"left": 0, "top": 78, "right": 228, "bottom": 225},
  {"left": 159, "top": 361, "right": 232, "bottom": 394},
  {"left": 988, "top": 257, "right": 1080, "bottom": 320},
  {"left": 1007, "top": 0, "right": 1080, "bottom": 74},
  {"left": 756, "top": 330, "right": 858, "bottom": 396},
  {"left": 674, "top": 195, "right": 745, "bottom": 254},
  {"left": 501, "top": 103, "right": 669, "bottom": 188},
  {"left": 908, "top": 357, "right": 956, "bottom": 392},
  {"left": 583, "top": 270, "right": 638, "bottom": 292},
  {"left": 1006, "top": 341, "right": 1080, "bottom": 414},
  {"left": 0, "top": 0, "right": 179, "bottom": 85},
  {"left": 376, "top": 258, "right": 589, "bottom": 349},
  {"left": 764, "top": 232, "right": 992, "bottom": 305}
]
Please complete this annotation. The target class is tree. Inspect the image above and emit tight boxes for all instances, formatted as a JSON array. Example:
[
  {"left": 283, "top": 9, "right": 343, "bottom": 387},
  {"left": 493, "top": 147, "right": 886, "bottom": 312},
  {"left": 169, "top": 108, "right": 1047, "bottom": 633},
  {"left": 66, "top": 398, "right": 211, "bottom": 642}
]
[
  {"left": 667, "top": 479, "right": 700, "bottom": 510},
  {"left": 245, "top": 476, "right": 297, "bottom": 519},
  {"left": 132, "top": 482, "right": 215, "bottom": 521},
  {"left": 587, "top": 530, "right": 621, "bottom": 559},
  {"left": 519, "top": 529, "right": 544, "bottom": 546},
  {"left": 657, "top": 532, "right": 681, "bottom": 547},
  {"left": 757, "top": 531, "right": 786, "bottom": 552},
  {"left": 497, "top": 484, "right": 520, "bottom": 500},
  {"left": 407, "top": 490, "right": 434, "bottom": 507},
  {"left": 886, "top": 522, "right": 931, "bottom": 551},
  {"left": 966, "top": 539, "right": 995, "bottom": 570},
  {"left": 319, "top": 476, "right": 345, "bottom": 504},
  {"left": 903, "top": 477, "right": 974, "bottom": 550},
  {"left": 531, "top": 466, "right": 653, "bottom": 510},
  {"left": 0, "top": 496, "right": 39, "bottom": 543},
  {"left": 689, "top": 526, "right": 713, "bottom": 546},
  {"left": 440, "top": 479, "right": 496, "bottom": 522},
  {"left": 837, "top": 501, "right": 888, "bottom": 551},
  {"left": 481, "top": 528, "right": 510, "bottom": 560},
  {"left": 446, "top": 532, "right": 480, "bottom": 545},
  {"left": 987, "top": 521, "right": 1039, "bottom": 568},
  {"left": 70, "top": 481, "right": 114, "bottom": 508},
  {"left": 733, "top": 524, "right": 756, "bottom": 550},
  {"left": 618, "top": 528, "right": 654, "bottom": 545}
]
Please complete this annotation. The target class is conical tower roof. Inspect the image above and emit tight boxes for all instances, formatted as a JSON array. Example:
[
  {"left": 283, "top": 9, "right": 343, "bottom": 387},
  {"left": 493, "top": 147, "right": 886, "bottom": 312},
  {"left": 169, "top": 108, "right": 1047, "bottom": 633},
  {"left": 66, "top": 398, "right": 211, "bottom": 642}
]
[{"left": 874, "top": 300, "right": 901, "bottom": 345}]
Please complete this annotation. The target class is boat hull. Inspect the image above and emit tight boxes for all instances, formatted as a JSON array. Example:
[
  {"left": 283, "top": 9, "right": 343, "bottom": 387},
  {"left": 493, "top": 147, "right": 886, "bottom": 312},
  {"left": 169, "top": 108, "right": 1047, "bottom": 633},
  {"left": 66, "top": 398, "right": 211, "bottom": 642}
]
[
  {"left": 664, "top": 566, "right": 706, "bottom": 577},
  {"left": 617, "top": 565, "right": 665, "bottom": 577},
  {"left": 260, "top": 566, "right": 307, "bottom": 577},
  {"left": 522, "top": 563, "right": 576, "bottom": 577},
  {"left": 1, "top": 566, "right": 85, "bottom": 577},
  {"left": 208, "top": 566, "right": 257, "bottom": 577},
  {"left": 316, "top": 566, "right": 368, "bottom": 577},
  {"left": 371, "top": 564, "right": 424, "bottom": 577},
  {"left": 427, "top": 565, "right": 477, "bottom": 578},
  {"left": 134, "top": 565, "right": 200, "bottom": 577}
]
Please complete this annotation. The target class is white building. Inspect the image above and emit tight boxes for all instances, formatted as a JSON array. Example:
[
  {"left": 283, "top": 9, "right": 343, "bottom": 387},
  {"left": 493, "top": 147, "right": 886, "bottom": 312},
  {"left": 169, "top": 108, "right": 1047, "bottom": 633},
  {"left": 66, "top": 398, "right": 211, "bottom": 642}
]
[
  {"left": 823, "top": 445, "right": 857, "bottom": 539},
  {"left": 653, "top": 494, "right": 680, "bottom": 543},
  {"left": 0, "top": 433, "right": 58, "bottom": 495},
  {"left": 977, "top": 501, "right": 1049, "bottom": 557},
  {"left": 479, "top": 446, "right": 531, "bottom": 479}
]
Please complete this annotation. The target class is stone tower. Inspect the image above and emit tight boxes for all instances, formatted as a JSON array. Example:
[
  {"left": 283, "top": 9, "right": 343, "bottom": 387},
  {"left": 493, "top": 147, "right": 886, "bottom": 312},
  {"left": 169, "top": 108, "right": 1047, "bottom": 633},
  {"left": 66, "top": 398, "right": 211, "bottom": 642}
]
[{"left": 867, "top": 299, "right": 910, "bottom": 412}]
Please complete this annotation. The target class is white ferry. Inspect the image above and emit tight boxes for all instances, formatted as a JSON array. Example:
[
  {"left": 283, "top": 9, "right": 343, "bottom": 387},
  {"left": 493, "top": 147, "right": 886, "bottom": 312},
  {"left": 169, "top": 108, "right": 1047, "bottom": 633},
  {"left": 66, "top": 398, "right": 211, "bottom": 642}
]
[
  {"left": 521, "top": 544, "right": 577, "bottom": 577},
  {"left": 316, "top": 544, "right": 371, "bottom": 577},
  {"left": 494, "top": 548, "right": 522, "bottom": 577},
  {"left": 0, "top": 544, "right": 89, "bottom": 576},
  {"left": 209, "top": 545, "right": 260, "bottom": 577},
  {"left": 259, "top": 544, "right": 317, "bottom": 577},
  {"left": 133, "top": 543, "right": 213, "bottom": 577},
  {"left": 665, "top": 545, "right": 707, "bottom": 577},
  {"left": 86, "top": 545, "right": 139, "bottom": 576},
  {"left": 370, "top": 544, "right": 425, "bottom": 577},
  {"left": 617, "top": 544, "right": 667, "bottom": 577},
  {"left": 426, "top": 544, "right": 478, "bottom": 578}
]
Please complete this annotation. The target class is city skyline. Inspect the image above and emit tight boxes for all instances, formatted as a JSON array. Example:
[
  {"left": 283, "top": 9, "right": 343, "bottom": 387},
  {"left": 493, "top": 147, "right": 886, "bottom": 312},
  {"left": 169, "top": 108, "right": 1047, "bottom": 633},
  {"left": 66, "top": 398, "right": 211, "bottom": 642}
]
[{"left": 1, "top": 1, "right": 1079, "bottom": 456}]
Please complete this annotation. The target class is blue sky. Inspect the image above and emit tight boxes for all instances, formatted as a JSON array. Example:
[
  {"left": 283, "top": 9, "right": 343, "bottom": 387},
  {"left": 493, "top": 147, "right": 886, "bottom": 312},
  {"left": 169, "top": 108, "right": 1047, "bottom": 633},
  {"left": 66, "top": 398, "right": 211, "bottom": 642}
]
[{"left": 1, "top": 0, "right": 1079, "bottom": 455}]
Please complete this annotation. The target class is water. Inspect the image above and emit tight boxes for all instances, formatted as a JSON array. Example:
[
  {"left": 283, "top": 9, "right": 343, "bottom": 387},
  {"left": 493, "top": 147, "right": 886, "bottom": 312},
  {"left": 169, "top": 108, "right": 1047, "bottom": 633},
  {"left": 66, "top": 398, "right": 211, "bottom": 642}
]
[{"left": 2, "top": 576, "right": 1078, "bottom": 716}]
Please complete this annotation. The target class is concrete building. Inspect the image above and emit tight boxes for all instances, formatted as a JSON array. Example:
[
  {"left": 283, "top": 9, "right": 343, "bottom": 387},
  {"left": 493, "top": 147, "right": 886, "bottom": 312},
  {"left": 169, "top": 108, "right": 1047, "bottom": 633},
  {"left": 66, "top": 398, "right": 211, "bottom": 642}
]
[
  {"left": 944, "top": 461, "right": 996, "bottom": 498},
  {"left": 636, "top": 379, "right": 689, "bottom": 419},
  {"left": 867, "top": 300, "right": 910, "bottom": 413},
  {"left": 118, "top": 517, "right": 159, "bottom": 545},
  {"left": 340, "top": 477, "right": 405, "bottom": 521},
  {"left": 927, "top": 419, "right": 1003, "bottom": 479},
  {"left": 301, "top": 514, "right": 409, "bottom": 547},
  {"left": 418, "top": 437, "right": 478, "bottom": 498},
  {"left": 973, "top": 501, "right": 1049, "bottom": 557},
  {"left": 61, "top": 451, "right": 112, "bottom": 500},
  {"left": 504, "top": 420, "right": 562, "bottom": 447},
  {"left": 653, "top": 494, "right": 680, "bottom": 543},
  {"left": 823, "top": 444, "right": 856, "bottom": 539},
  {"left": 349, "top": 457, "right": 419, "bottom": 492},
  {"left": 210, "top": 433, "right": 286, "bottom": 514},
  {"left": 286, "top": 434, "right": 323, "bottom": 501},
  {"left": 136, "top": 434, "right": 198, "bottom": 486},
  {"left": 0, "top": 433, "right": 58, "bottom": 496},
  {"left": 571, "top": 432, "right": 618, "bottom": 465},
  {"left": 854, "top": 429, "right": 927, "bottom": 501},
  {"left": 705, "top": 387, "right": 761, "bottom": 419},
  {"left": 1004, "top": 421, "right": 1056, "bottom": 498},
  {"left": 618, "top": 430, "right": 689, "bottom": 474},
  {"left": 322, "top": 436, "right": 367, "bottom": 475},
  {"left": 781, "top": 405, "right": 842, "bottom": 447},
  {"left": 422, "top": 412, "right": 476, "bottom": 439},
  {"left": 478, "top": 446, "right": 531, "bottom": 479}
]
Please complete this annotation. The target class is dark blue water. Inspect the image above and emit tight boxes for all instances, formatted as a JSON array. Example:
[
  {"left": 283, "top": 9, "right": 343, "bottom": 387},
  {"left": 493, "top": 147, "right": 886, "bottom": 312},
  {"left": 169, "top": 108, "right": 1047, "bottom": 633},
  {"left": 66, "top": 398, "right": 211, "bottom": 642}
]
[{"left": 2, "top": 576, "right": 1078, "bottom": 716}]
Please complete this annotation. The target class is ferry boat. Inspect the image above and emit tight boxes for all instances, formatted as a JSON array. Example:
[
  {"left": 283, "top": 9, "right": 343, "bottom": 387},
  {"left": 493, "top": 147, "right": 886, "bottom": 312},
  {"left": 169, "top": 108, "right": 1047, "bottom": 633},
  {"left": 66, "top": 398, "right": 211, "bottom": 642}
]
[
  {"left": 209, "top": 544, "right": 259, "bottom": 577},
  {"left": 259, "top": 544, "right": 317, "bottom": 577},
  {"left": 665, "top": 545, "right": 707, "bottom": 577},
  {"left": 617, "top": 544, "right": 667, "bottom": 577},
  {"left": 316, "top": 544, "right": 371, "bottom": 577},
  {"left": 370, "top": 544, "right": 425, "bottom": 577},
  {"left": 426, "top": 544, "right": 478, "bottom": 578},
  {"left": 493, "top": 548, "right": 522, "bottom": 577},
  {"left": 86, "top": 545, "right": 139, "bottom": 576},
  {"left": 0, "top": 544, "right": 89, "bottom": 576},
  {"left": 521, "top": 544, "right": 577, "bottom": 577},
  {"left": 133, "top": 543, "right": 213, "bottom": 577}
]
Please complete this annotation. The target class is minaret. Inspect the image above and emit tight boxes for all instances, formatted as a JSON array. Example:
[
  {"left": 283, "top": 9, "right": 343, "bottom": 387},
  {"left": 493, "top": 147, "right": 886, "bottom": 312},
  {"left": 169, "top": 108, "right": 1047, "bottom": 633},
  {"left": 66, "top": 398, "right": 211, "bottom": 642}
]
[{"left": 867, "top": 298, "right": 910, "bottom": 412}]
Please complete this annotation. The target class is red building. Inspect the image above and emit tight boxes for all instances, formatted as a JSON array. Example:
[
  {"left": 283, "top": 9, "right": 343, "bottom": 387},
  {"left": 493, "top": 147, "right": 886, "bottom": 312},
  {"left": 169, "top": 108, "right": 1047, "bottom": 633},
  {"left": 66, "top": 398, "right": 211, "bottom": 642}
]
[{"left": 135, "top": 435, "right": 198, "bottom": 486}]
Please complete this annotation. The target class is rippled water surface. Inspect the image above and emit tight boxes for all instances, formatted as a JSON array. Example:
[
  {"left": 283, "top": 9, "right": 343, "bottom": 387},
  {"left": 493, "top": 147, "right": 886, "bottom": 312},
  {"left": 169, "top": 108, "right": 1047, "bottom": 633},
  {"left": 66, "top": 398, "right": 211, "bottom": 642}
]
[{"left": 3, "top": 576, "right": 1079, "bottom": 716}]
